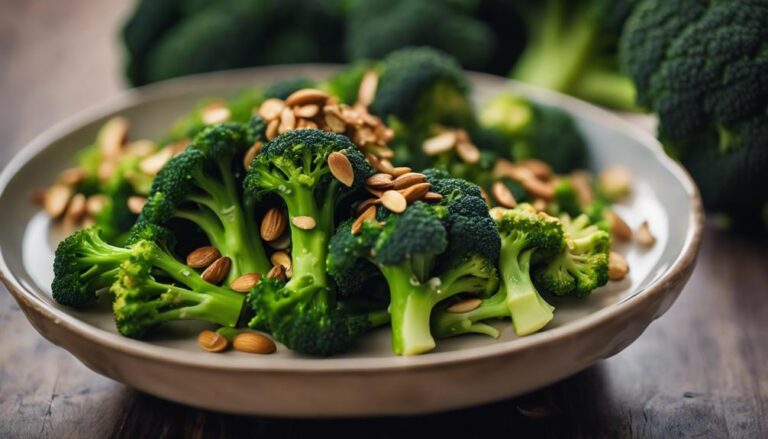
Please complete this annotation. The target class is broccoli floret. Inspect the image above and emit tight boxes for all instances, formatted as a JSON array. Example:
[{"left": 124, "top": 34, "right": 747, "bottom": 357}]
[
  {"left": 511, "top": 0, "right": 637, "bottom": 110},
  {"left": 140, "top": 123, "right": 270, "bottom": 281},
  {"left": 264, "top": 78, "right": 317, "bottom": 100},
  {"left": 346, "top": 0, "right": 496, "bottom": 71},
  {"left": 534, "top": 214, "right": 610, "bottom": 296},
  {"left": 111, "top": 239, "right": 245, "bottom": 338},
  {"left": 324, "top": 61, "right": 376, "bottom": 105},
  {"left": 328, "top": 175, "right": 500, "bottom": 356},
  {"left": 165, "top": 89, "right": 265, "bottom": 142}
]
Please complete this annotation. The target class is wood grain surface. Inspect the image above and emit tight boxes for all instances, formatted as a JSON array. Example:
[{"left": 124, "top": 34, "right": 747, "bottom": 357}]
[{"left": 1, "top": 1, "right": 766, "bottom": 438}]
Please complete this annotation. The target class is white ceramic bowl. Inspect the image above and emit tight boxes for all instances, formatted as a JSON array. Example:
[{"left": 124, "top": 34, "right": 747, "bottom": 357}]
[{"left": 0, "top": 66, "right": 703, "bottom": 416}]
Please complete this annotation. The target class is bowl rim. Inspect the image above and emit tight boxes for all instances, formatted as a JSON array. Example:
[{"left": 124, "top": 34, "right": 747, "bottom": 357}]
[{"left": 0, "top": 65, "right": 704, "bottom": 372}]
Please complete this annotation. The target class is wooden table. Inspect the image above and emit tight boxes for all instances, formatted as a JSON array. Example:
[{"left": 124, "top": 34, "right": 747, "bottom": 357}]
[{"left": 1, "top": 1, "right": 766, "bottom": 437}]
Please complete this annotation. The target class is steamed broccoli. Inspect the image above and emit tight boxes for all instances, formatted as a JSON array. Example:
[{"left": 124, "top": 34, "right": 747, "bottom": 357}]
[
  {"left": 328, "top": 173, "right": 500, "bottom": 355},
  {"left": 140, "top": 122, "right": 271, "bottom": 280}
]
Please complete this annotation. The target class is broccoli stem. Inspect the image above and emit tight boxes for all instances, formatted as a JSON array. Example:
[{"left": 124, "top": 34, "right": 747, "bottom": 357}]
[
  {"left": 500, "top": 243, "right": 554, "bottom": 336},
  {"left": 145, "top": 280, "right": 244, "bottom": 328},
  {"left": 432, "top": 291, "right": 506, "bottom": 339},
  {"left": 282, "top": 184, "right": 331, "bottom": 291}
]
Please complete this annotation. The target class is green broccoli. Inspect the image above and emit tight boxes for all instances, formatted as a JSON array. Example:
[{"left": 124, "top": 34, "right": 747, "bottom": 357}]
[
  {"left": 620, "top": 0, "right": 768, "bottom": 228},
  {"left": 140, "top": 122, "right": 271, "bottom": 280},
  {"left": 264, "top": 77, "right": 318, "bottom": 100},
  {"left": 324, "top": 61, "right": 376, "bottom": 105},
  {"left": 534, "top": 214, "right": 610, "bottom": 296},
  {"left": 511, "top": 0, "right": 637, "bottom": 110}
]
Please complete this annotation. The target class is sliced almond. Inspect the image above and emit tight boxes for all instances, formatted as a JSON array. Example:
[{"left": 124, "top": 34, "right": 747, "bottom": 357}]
[
  {"left": 285, "top": 89, "right": 329, "bottom": 107},
  {"left": 198, "top": 330, "right": 228, "bottom": 353},
  {"left": 260, "top": 207, "right": 287, "bottom": 241},
  {"left": 381, "top": 190, "right": 407, "bottom": 213},
  {"left": 258, "top": 98, "right": 286, "bottom": 121},
  {"left": 65, "top": 193, "right": 87, "bottom": 223},
  {"left": 328, "top": 151, "right": 354, "bottom": 187},
  {"left": 455, "top": 142, "right": 481, "bottom": 164},
  {"left": 187, "top": 246, "right": 222, "bottom": 269},
  {"left": 480, "top": 187, "right": 491, "bottom": 208},
  {"left": 201, "top": 103, "right": 231, "bottom": 125},
  {"left": 357, "top": 70, "right": 379, "bottom": 107},
  {"left": 167, "top": 138, "right": 191, "bottom": 155},
  {"left": 522, "top": 177, "right": 555, "bottom": 201},
  {"left": 139, "top": 147, "right": 174, "bottom": 175},
  {"left": 270, "top": 250, "right": 292, "bottom": 270},
  {"left": 233, "top": 332, "right": 276, "bottom": 354},
  {"left": 447, "top": 298, "right": 482, "bottom": 313},
  {"left": 366, "top": 173, "right": 394, "bottom": 190},
  {"left": 375, "top": 157, "right": 396, "bottom": 174},
  {"left": 266, "top": 264, "right": 287, "bottom": 282},
  {"left": 355, "top": 198, "right": 381, "bottom": 215},
  {"left": 278, "top": 107, "right": 296, "bottom": 134},
  {"left": 422, "top": 192, "right": 443, "bottom": 202},
  {"left": 99, "top": 117, "right": 128, "bottom": 159},
  {"left": 296, "top": 118, "right": 319, "bottom": 130},
  {"left": 292, "top": 215, "right": 316, "bottom": 230},
  {"left": 44, "top": 185, "right": 72, "bottom": 218},
  {"left": 266, "top": 119, "right": 279, "bottom": 141},
  {"left": 323, "top": 104, "right": 342, "bottom": 119},
  {"left": 268, "top": 232, "right": 291, "bottom": 250},
  {"left": 201, "top": 256, "right": 231, "bottom": 285},
  {"left": 636, "top": 221, "right": 656, "bottom": 247},
  {"left": 608, "top": 251, "right": 629, "bottom": 281},
  {"left": 97, "top": 160, "right": 116, "bottom": 182},
  {"left": 341, "top": 106, "right": 363, "bottom": 125},
  {"left": 324, "top": 113, "right": 346, "bottom": 133},
  {"left": 365, "top": 186, "right": 384, "bottom": 197},
  {"left": 127, "top": 196, "right": 147, "bottom": 214},
  {"left": 86, "top": 194, "right": 107, "bottom": 216},
  {"left": 492, "top": 159, "right": 518, "bottom": 179},
  {"left": 352, "top": 205, "right": 377, "bottom": 235},
  {"left": 488, "top": 206, "right": 508, "bottom": 221},
  {"left": 230, "top": 273, "right": 262, "bottom": 293},
  {"left": 519, "top": 159, "right": 553, "bottom": 180},
  {"left": 423, "top": 131, "right": 456, "bottom": 156},
  {"left": 124, "top": 140, "right": 156, "bottom": 158},
  {"left": 243, "top": 141, "right": 263, "bottom": 170},
  {"left": 399, "top": 182, "right": 431, "bottom": 203},
  {"left": 392, "top": 172, "right": 427, "bottom": 190},
  {"left": 58, "top": 167, "right": 85, "bottom": 187},
  {"left": 570, "top": 171, "right": 594, "bottom": 206},
  {"left": 604, "top": 209, "right": 632, "bottom": 241},
  {"left": 391, "top": 167, "right": 412, "bottom": 178},
  {"left": 492, "top": 181, "right": 517, "bottom": 208},
  {"left": 600, "top": 165, "right": 632, "bottom": 199},
  {"left": 294, "top": 104, "right": 319, "bottom": 118}
]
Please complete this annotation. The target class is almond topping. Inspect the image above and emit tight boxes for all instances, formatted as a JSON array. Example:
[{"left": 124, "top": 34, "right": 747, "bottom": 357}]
[
  {"left": 604, "top": 209, "right": 632, "bottom": 241},
  {"left": 455, "top": 142, "right": 481, "bottom": 164},
  {"left": 127, "top": 196, "right": 147, "bottom": 214},
  {"left": 355, "top": 198, "right": 381, "bottom": 216},
  {"left": 230, "top": 273, "right": 262, "bottom": 293},
  {"left": 366, "top": 173, "right": 394, "bottom": 190},
  {"left": 258, "top": 98, "right": 286, "bottom": 121},
  {"left": 488, "top": 206, "right": 508, "bottom": 221},
  {"left": 608, "top": 252, "right": 629, "bottom": 281},
  {"left": 328, "top": 151, "right": 354, "bottom": 187},
  {"left": 492, "top": 181, "right": 517, "bottom": 208},
  {"left": 399, "top": 182, "right": 431, "bottom": 203},
  {"left": 58, "top": 167, "right": 85, "bottom": 187},
  {"left": 139, "top": 148, "right": 174, "bottom": 175},
  {"left": 447, "top": 298, "right": 482, "bottom": 313},
  {"left": 636, "top": 221, "right": 656, "bottom": 247},
  {"left": 423, "top": 131, "right": 457, "bottom": 156},
  {"left": 294, "top": 104, "right": 319, "bottom": 118},
  {"left": 600, "top": 165, "right": 632, "bottom": 199},
  {"left": 266, "top": 264, "right": 286, "bottom": 282},
  {"left": 65, "top": 193, "right": 87, "bottom": 223},
  {"left": 285, "top": 88, "right": 329, "bottom": 107},
  {"left": 125, "top": 140, "right": 156, "bottom": 157},
  {"left": 278, "top": 107, "right": 296, "bottom": 133},
  {"left": 422, "top": 192, "right": 443, "bottom": 202},
  {"left": 187, "top": 246, "right": 222, "bottom": 269},
  {"left": 381, "top": 190, "right": 407, "bottom": 213},
  {"left": 44, "top": 185, "right": 72, "bottom": 218},
  {"left": 266, "top": 119, "right": 279, "bottom": 140},
  {"left": 268, "top": 233, "right": 291, "bottom": 250},
  {"left": 519, "top": 159, "right": 553, "bottom": 180},
  {"left": 99, "top": 117, "right": 128, "bottom": 159},
  {"left": 198, "top": 330, "right": 228, "bottom": 353},
  {"left": 201, "top": 103, "right": 231, "bottom": 125},
  {"left": 233, "top": 332, "right": 276, "bottom": 354},
  {"left": 522, "top": 177, "right": 555, "bottom": 201},
  {"left": 292, "top": 215, "right": 316, "bottom": 230},
  {"left": 260, "top": 208, "right": 287, "bottom": 241},
  {"left": 352, "top": 205, "right": 377, "bottom": 235},
  {"left": 391, "top": 166, "right": 412, "bottom": 177},
  {"left": 270, "top": 250, "right": 292, "bottom": 270},
  {"left": 86, "top": 194, "right": 107, "bottom": 215},
  {"left": 324, "top": 113, "right": 346, "bottom": 133},
  {"left": 570, "top": 170, "right": 594, "bottom": 206},
  {"left": 243, "top": 141, "right": 263, "bottom": 170},
  {"left": 357, "top": 70, "right": 379, "bottom": 107},
  {"left": 392, "top": 172, "right": 427, "bottom": 190},
  {"left": 201, "top": 256, "right": 231, "bottom": 285}
]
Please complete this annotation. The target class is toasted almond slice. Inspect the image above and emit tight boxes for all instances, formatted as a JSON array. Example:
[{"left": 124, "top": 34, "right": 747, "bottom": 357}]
[
  {"left": 58, "top": 167, "right": 85, "bottom": 187},
  {"left": 243, "top": 141, "right": 263, "bottom": 170},
  {"left": 381, "top": 190, "right": 407, "bottom": 213},
  {"left": 268, "top": 232, "right": 291, "bottom": 250},
  {"left": 422, "top": 192, "right": 443, "bottom": 202},
  {"left": 97, "top": 160, "right": 116, "bottom": 182},
  {"left": 366, "top": 173, "right": 394, "bottom": 190},
  {"left": 294, "top": 104, "right": 319, "bottom": 118},
  {"left": 488, "top": 206, "right": 508, "bottom": 221},
  {"left": 492, "top": 159, "right": 518, "bottom": 179},
  {"left": 85, "top": 194, "right": 107, "bottom": 215},
  {"left": 392, "top": 172, "right": 427, "bottom": 190},
  {"left": 292, "top": 216, "right": 316, "bottom": 230},
  {"left": 198, "top": 330, "right": 228, "bottom": 353},
  {"left": 570, "top": 170, "right": 594, "bottom": 206},
  {"left": 423, "top": 131, "right": 456, "bottom": 156},
  {"left": 519, "top": 159, "right": 553, "bottom": 180},
  {"left": 323, "top": 104, "right": 342, "bottom": 119},
  {"left": 233, "top": 332, "right": 276, "bottom": 354},
  {"left": 324, "top": 113, "right": 346, "bottom": 133},
  {"left": 328, "top": 151, "right": 354, "bottom": 187},
  {"left": 355, "top": 198, "right": 381, "bottom": 216},
  {"left": 187, "top": 246, "right": 222, "bottom": 269},
  {"left": 365, "top": 186, "right": 384, "bottom": 197},
  {"left": 532, "top": 199, "right": 548, "bottom": 213},
  {"left": 139, "top": 147, "right": 174, "bottom": 175},
  {"left": 260, "top": 207, "right": 287, "bottom": 241},
  {"left": 377, "top": 145, "right": 395, "bottom": 159},
  {"left": 201, "top": 256, "right": 231, "bottom": 285},
  {"left": 65, "top": 193, "right": 87, "bottom": 223},
  {"left": 522, "top": 177, "right": 555, "bottom": 201},
  {"left": 604, "top": 209, "right": 632, "bottom": 241},
  {"left": 270, "top": 250, "right": 292, "bottom": 270},
  {"left": 399, "top": 182, "right": 431, "bottom": 203},
  {"left": 231, "top": 273, "right": 262, "bottom": 293},
  {"left": 600, "top": 165, "right": 632, "bottom": 199},
  {"left": 266, "top": 264, "right": 286, "bottom": 282},
  {"left": 357, "top": 70, "right": 379, "bottom": 107},
  {"left": 44, "top": 185, "right": 72, "bottom": 218},
  {"left": 447, "top": 298, "right": 482, "bottom": 313},
  {"left": 124, "top": 140, "right": 156, "bottom": 158},
  {"left": 341, "top": 106, "right": 363, "bottom": 125},
  {"left": 636, "top": 221, "right": 656, "bottom": 247},
  {"left": 258, "top": 98, "right": 286, "bottom": 121},
  {"left": 608, "top": 251, "right": 629, "bottom": 280},
  {"left": 201, "top": 103, "right": 231, "bottom": 125},
  {"left": 492, "top": 181, "right": 517, "bottom": 208},
  {"left": 480, "top": 187, "right": 491, "bottom": 208},
  {"left": 391, "top": 167, "right": 412, "bottom": 178},
  {"left": 456, "top": 142, "right": 481, "bottom": 164},
  {"left": 278, "top": 107, "right": 296, "bottom": 134},
  {"left": 352, "top": 205, "right": 377, "bottom": 235},
  {"left": 266, "top": 119, "right": 279, "bottom": 140},
  {"left": 285, "top": 88, "right": 329, "bottom": 107},
  {"left": 296, "top": 118, "right": 319, "bottom": 130},
  {"left": 127, "top": 196, "right": 147, "bottom": 214},
  {"left": 376, "top": 158, "right": 396, "bottom": 175},
  {"left": 99, "top": 117, "right": 128, "bottom": 159}
]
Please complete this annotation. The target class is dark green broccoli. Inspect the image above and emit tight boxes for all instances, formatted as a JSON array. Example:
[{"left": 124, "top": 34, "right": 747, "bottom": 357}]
[
  {"left": 243, "top": 129, "right": 378, "bottom": 355},
  {"left": 345, "top": 0, "right": 496, "bottom": 71},
  {"left": 511, "top": 0, "right": 637, "bottom": 110},
  {"left": 140, "top": 122, "right": 271, "bottom": 280},
  {"left": 534, "top": 214, "right": 610, "bottom": 296},
  {"left": 620, "top": 0, "right": 768, "bottom": 228},
  {"left": 328, "top": 173, "right": 500, "bottom": 355}
]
